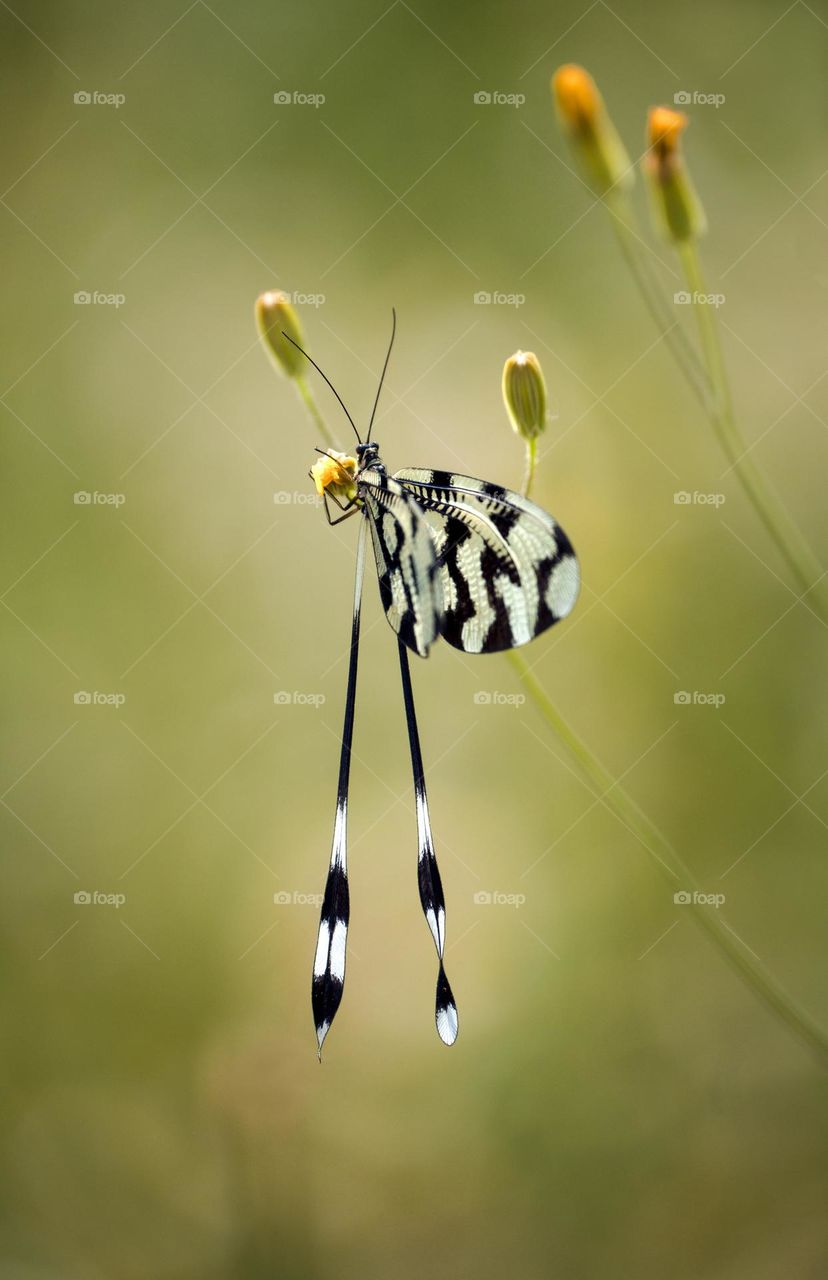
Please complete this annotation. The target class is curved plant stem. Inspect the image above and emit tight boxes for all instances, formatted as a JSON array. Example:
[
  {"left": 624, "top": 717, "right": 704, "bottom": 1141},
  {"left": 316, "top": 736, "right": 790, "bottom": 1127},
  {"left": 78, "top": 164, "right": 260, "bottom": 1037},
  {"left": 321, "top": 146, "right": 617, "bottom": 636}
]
[
  {"left": 605, "top": 190, "right": 712, "bottom": 410},
  {"left": 506, "top": 648, "right": 828, "bottom": 1065},
  {"left": 677, "top": 242, "right": 828, "bottom": 622},
  {"left": 295, "top": 376, "right": 337, "bottom": 450},
  {"left": 504, "top": 451, "right": 826, "bottom": 1065},
  {"left": 523, "top": 437, "right": 538, "bottom": 501},
  {"left": 600, "top": 186, "right": 826, "bottom": 621}
]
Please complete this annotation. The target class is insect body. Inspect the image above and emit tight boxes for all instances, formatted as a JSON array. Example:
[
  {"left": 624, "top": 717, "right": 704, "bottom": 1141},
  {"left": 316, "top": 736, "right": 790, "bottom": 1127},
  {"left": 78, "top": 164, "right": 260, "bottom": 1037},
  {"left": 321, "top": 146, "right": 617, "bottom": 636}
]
[{"left": 291, "top": 316, "right": 579, "bottom": 1054}]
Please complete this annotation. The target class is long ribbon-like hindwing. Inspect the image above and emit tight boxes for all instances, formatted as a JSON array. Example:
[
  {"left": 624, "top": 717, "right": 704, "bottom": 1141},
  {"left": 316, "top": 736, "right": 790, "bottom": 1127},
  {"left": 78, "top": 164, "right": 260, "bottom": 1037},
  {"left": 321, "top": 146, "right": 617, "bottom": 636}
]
[
  {"left": 312, "top": 519, "right": 367, "bottom": 1057},
  {"left": 397, "top": 639, "right": 459, "bottom": 1046}
]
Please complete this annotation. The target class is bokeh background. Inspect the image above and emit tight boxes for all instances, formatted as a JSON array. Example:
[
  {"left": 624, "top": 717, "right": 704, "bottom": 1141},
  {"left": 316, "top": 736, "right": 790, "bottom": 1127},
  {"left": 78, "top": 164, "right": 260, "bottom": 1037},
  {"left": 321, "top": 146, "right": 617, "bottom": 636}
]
[{"left": 2, "top": 0, "right": 827, "bottom": 1276}]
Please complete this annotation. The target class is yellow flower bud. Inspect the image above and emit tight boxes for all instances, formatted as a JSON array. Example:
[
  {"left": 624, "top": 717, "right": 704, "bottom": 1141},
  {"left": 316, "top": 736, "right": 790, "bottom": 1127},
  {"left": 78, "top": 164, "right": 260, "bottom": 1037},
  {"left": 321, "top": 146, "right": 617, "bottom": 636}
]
[
  {"left": 552, "top": 64, "right": 633, "bottom": 196},
  {"left": 310, "top": 451, "right": 358, "bottom": 502},
  {"left": 255, "top": 290, "right": 307, "bottom": 379},
  {"left": 502, "top": 351, "right": 547, "bottom": 443},
  {"left": 644, "top": 107, "right": 706, "bottom": 243}
]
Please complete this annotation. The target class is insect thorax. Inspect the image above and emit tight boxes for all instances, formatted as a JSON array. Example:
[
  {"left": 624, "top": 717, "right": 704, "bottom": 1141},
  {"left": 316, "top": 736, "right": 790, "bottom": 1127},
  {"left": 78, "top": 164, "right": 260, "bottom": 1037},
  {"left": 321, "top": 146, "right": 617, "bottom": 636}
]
[{"left": 355, "top": 441, "right": 382, "bottom": 470}]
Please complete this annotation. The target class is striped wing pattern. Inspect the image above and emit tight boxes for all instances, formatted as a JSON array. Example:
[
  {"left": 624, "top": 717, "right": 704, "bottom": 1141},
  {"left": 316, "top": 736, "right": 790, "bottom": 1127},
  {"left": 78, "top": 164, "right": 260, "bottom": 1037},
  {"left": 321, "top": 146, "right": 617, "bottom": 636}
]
[
  {"left": 311, "top": 520, "right": 366, "bottom": 1057},
  {"left": 311, "top": 804, "right": 349, "bottom": 1051},
  {"left": 359, "top": 470, "right": 443, "bottom": 658},
  {"left": 310, "top": 449, "right": 579, "bottom": 1054},
  {"left": 394, "top": 468, "right": 580, "bottom": 654},
  {"left": 398, "top": 641, "right": 458, "bottom": 1046}
]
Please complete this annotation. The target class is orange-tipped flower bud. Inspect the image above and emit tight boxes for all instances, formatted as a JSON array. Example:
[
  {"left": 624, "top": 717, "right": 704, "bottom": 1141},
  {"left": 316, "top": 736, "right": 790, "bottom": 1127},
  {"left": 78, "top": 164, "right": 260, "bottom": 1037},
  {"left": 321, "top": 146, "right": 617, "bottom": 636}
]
[
  {"left": 256, "top": 290, "right": 307, "bottom": 379},
  {"left": 644, "top": 107, "right": 706, "bottom": 243},
  {"left": 552, "top": 65, "right": 633, "bottom": 196}
]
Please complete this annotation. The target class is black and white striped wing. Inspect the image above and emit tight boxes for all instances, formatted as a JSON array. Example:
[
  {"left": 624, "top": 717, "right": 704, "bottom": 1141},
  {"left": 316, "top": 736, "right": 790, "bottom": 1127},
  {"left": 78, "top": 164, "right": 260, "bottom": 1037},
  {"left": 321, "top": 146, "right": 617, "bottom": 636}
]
[
  {"left": 359, "top": 470, "right": 444, "bottom": 658},
  {"left": 311, "top": 520, "right": 368, "bottom": 1057},
  {"left": 394, "top": 468, "right": 579, "bottom": 654},
  {"left": 312, "top": 807, "right": 349, "bottom": 1052}
]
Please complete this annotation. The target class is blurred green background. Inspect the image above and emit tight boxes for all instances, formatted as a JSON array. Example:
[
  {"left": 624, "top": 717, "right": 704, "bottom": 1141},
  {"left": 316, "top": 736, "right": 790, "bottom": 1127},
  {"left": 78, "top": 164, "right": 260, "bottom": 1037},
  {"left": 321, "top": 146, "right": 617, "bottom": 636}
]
[{"left": 2, "top": 0, "right": 827, "bottom": 1276}]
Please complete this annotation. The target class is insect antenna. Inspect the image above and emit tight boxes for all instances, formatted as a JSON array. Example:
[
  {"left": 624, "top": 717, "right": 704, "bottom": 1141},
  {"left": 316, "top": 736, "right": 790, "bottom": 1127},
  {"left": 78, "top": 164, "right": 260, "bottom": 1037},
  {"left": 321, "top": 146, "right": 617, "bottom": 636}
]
[
  {"left": 281, "top": 332, "right": 361, "bottom": 443},
  {"left": 366, "top": 307, "right": 397, "bottom": 442}
]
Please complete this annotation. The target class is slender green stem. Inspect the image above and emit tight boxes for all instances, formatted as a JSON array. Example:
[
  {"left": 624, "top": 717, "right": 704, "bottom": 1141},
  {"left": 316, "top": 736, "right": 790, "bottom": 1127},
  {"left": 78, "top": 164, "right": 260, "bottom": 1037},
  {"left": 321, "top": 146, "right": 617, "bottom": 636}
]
[
  {"left": 601, "top": 184, "right": 826, "bottom": 620},
  {"left": 506, "top": 648, "right": 828, "bottom": 1065},
  {"left": 677, "top": 242, "right": 828, "bottom": 621},
  {"left": 295, "top": 376, "right": 337, "bottom": 450},
  {"left": 505, "top": 446, "right": 826, "bottom": 1065},
  {"left": 604, "top": 190, "right": 712, "bottom": 410},
  {"left": 523, "top": 437, "right": 538, "bottom": 501}
]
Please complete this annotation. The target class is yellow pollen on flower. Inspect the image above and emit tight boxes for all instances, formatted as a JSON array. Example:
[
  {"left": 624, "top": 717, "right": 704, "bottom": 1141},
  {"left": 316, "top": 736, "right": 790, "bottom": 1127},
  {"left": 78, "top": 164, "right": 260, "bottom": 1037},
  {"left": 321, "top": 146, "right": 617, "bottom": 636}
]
[{"left": 310, "top": 451, "right": 358, "bottom": 500}]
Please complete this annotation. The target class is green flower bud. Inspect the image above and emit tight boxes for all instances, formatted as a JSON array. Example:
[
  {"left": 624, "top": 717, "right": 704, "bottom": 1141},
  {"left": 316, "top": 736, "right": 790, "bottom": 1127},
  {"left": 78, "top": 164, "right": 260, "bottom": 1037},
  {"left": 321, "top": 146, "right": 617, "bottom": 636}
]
[
  {"left": 502, "top": 351, "right": 547, "bottom": 442},
  {"left": 255, "top": 290, "right": 307, "bottom": 379},
  {"left": 644, "top": 107, "right": 706, "bottom": 243}
]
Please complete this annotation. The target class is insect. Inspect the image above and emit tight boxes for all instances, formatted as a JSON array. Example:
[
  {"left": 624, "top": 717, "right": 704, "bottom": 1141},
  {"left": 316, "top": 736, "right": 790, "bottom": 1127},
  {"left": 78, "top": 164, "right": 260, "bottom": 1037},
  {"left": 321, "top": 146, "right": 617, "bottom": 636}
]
[{"left": 285, "top": 313, "right": 580, "bottom": 1056}]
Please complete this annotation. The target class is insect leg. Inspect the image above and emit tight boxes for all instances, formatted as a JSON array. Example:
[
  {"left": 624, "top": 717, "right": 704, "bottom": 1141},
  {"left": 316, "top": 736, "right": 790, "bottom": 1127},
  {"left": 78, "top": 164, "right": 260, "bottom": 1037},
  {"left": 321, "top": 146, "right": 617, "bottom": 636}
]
[{"left": 323, "top": 492, "right": 360, "bottom": 527}]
